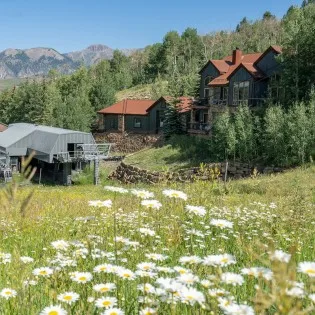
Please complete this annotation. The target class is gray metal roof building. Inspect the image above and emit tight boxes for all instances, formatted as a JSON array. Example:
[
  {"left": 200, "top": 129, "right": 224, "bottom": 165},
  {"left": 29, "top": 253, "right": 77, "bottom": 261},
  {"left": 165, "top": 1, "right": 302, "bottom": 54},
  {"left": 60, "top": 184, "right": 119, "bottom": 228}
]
[{"left": 0, "top": 123, "right": 97, "bottom": 163}]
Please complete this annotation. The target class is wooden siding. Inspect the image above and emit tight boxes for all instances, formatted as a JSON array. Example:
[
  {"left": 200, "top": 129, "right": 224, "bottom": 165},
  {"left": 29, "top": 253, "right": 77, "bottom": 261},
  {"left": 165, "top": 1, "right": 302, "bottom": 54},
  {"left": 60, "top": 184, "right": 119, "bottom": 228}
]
[
  {"left": 199, "top": 63, "right": 220, "bottom": 98},
  {"left": 256, "top": 50, "right": 280, "bottom": 77},
  {"left": 104, "top": 114, "right": 119, "bottom": 131},
  {"left": 125, "top": 115, "right": 150, "bottom": 132},
  {"left": 148, "top": 99, "right": 167, "bottom": 133}
]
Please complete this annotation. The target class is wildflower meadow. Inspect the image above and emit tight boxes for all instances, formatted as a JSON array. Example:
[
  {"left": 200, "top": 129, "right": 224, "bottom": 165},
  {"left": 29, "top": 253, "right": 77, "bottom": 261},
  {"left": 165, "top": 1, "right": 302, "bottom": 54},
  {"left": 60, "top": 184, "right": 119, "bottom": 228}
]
[{"left": 1, "top": 166, "right": 315, "bottom": 314}]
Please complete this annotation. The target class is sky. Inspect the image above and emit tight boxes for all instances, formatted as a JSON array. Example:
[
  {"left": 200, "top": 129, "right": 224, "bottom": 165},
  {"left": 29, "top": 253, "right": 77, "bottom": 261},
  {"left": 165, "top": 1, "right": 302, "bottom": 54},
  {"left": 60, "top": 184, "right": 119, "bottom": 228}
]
[{"left": 0, "top": 0, "right": 302, "bottom": 53}]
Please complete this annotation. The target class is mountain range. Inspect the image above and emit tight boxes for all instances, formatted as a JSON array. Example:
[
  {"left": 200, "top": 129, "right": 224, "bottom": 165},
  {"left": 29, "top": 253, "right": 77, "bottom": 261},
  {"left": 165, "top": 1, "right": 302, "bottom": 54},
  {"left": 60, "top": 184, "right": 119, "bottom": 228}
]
[{"left": 0, "top": 44, "right": 139, "bottom": 79}]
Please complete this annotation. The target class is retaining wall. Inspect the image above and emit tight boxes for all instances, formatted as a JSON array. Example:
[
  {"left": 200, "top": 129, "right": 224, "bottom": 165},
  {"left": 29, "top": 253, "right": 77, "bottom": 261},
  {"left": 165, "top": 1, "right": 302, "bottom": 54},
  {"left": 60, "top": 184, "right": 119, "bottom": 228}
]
[{"left": 109, "top": 162, "right": 284, "bottom": 184}]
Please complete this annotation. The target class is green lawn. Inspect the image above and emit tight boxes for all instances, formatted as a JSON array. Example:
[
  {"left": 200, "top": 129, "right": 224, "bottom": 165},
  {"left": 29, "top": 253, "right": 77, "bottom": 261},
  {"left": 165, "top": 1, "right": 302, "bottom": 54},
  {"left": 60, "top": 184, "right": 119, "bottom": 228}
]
[
  {"left": 115, "top": 81, "right": 167, "bottom": 101},
  {"left": 0, "top": 165, "right": 315, "bottom": 314},
  {"left": 124, "top": 136, "right": 213, "bottom": 171},
  {"left": 124, "top": 145, "right": 189, "bottom": 171}
]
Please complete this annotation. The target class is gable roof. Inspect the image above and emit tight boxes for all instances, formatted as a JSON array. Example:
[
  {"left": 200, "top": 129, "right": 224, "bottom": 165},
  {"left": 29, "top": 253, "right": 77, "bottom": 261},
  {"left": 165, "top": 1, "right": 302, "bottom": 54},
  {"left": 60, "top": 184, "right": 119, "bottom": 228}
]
[
  {"left": 0, "top": 123, "right": 94, "bottom": 163},
  {"left": 201, "top": 46, "right": 281, "bottom": 87},
  {"left": 98, "top": 99, "right": 156, "bottom": 116},
  {"left": 253, "top": 45, "right": 282, "bottom": 66},
  {"left": 0, "top": 123, "right": 91, "bottom": 149},
  {"left": 150, "top": 96, "right": 192, "bottom": 113}
]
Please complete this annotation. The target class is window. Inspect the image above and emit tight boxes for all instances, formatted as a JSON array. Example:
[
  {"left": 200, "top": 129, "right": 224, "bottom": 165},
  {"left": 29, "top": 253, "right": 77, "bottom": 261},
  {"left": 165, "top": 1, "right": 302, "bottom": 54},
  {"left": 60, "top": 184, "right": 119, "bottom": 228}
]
[
  {"left": 204, "top": 76, "right": 213, "bottom": 98},
  {"left": 270, "top": 74, "right": 283, "bottom": 100},
  {"left": 160, "top": 117, "right": 164, "bottom": 128},
  {"left": 161, "top": 101, "right": 166, "bottom": 109},
  {"left": 233, "top": 81, "right": 249, "bottom": 105},
  {"left": 134, "top": 118, "right": 142, "bottom": 128},
  {"left": 204, "top": 76, "right": 212, "bottom": 86},
  {"left": 221, "top": 87, "right": 228, "bottom": 100},
  {"left": 205, "top": 87, "right": 214, "bottom": 99}
]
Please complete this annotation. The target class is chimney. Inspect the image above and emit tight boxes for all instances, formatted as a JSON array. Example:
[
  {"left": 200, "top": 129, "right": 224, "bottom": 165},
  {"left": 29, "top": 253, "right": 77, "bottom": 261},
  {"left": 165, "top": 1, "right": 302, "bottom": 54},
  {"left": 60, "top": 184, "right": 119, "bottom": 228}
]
[{"left": 232, "top": 48, "right": 242, "bottom": 64}]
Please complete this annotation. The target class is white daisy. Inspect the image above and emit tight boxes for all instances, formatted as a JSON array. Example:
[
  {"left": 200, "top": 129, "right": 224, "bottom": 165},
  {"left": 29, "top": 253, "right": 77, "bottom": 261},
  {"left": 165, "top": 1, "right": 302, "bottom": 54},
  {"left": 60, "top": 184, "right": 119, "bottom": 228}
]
[
  {"left": 185, "top": 205, "right": 206, "bottom": 216},
  {"left": 70, "top": 271, "right": 93, "bottom": 283},
  {"left": 179, "top": 287, "right": 205, "bottom": 305},
  {"left": 88, "top": 200, "right": 112, "bottom": 208},
  {"left": 57, "top": 292, "right": 79, "bottom": 304},
  {"left": 33, "top": 267, "right": 54, "bottom": 277},
  {"left": 20, "top": 256, "right": 34, "bottom": 263},
  {"left": 139, "top": 307, "right": 157, "bottom": 315},
  {"left": 0, "top": 288, "right": 17, "bottom": 299},
  {"left": 270, "top": 250, "right": 291, "bottom": 263},
  {"left": 101, "top": 308, "right": 125, "bottom": 315},
  {"left": 297, "top": 261, "right": 315, "bottom": 277},
  {"left": 51, "top": 240, "right": 70, "bottom": 251},
  {"left": 95, "top": 296, "right": 117, "bottom": 309},
  {"left": 93, "top": 283, "right": 116, "bottom": 293},
  {"left": 162, "top": 189, "right": 187, "bottom": 200},
  {"left": 221, "top": 272, "right": 244, "bottom": 286},
  {"left": 141, "top": 200, "right": 162, "bottom": 209},
  {"left": 223, "top": 303, "right": 255, "bottom": 315},
  {"left": 203, "top": 254, "right": 236, "bottom": 267},
  {"left": 104, "top": 186, "right": 128, "bottom": 194},
  {"left": 40, "top": 305, "right": 67, "bottom": 315},
  {"left": 116, "top": 268, "right": 136, "bottom": 280},
  {"left": 210, "top": 219, "right": 233, "bottom": 229},
  {"left": 131, "top": 189, "right": 154, "bottom": 199}
]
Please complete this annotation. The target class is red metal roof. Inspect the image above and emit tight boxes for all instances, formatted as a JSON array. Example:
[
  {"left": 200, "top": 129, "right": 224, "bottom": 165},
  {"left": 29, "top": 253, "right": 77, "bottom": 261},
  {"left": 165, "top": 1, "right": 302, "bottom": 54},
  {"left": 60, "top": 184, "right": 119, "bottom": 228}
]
[
  {"left": 0, "top": 123, "right": 7, "bottom": 132},
  {"left": 99, "top": 97, "right": 192, "bottom": 116},
  {"left": 98, "top": 99, "right": 156, "bottom": 116},
  {"left": 204, "top": 46, "right": 281, "bottom": 87}
]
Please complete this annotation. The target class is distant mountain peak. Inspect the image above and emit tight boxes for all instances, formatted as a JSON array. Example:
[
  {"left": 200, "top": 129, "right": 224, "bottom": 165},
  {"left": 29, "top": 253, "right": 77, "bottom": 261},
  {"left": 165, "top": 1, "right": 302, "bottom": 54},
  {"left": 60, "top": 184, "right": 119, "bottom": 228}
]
[
  {"left": 0, "top": 44, "right": 141, "bottom": 79},
  {"left": 86, "top": 44, "right": 111, "bottom": 52}
]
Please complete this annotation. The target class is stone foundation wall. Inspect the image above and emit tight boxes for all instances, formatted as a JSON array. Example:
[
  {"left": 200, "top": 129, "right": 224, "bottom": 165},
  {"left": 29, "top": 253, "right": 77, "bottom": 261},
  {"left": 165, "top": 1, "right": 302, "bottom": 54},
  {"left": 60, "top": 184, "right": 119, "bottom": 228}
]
[
  {"left": 109, "top": 162, "right": 284, "bottom": 184},
  {"left": 94, "top": 132, "right": 162, "bottom": 153}
]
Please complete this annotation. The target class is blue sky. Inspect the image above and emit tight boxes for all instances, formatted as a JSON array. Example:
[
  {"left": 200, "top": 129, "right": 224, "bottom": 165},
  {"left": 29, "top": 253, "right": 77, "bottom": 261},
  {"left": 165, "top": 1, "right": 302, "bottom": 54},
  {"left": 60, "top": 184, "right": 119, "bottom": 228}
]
[{"left": 0, "top": 0, "right": 301, "bottom": 53}]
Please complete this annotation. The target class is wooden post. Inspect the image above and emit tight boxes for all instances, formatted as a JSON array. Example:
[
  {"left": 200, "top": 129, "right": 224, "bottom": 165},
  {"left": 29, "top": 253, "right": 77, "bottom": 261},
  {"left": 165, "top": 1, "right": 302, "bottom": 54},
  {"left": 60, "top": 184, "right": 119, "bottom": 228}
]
[
  {"left": 121, "top": 99, "right": 126, "bottom": 135},
  {"left": 224, "top": 160, "right": 229, "bottom": 184},
  {"left": 39, "top": 168, "right": 42, "bottom": 185},
  {"left": 190, "top": 109, "right": 194, "bottom": 130},
  {"left": 94, "top": 159, "right": 99, "bottom": 185}
]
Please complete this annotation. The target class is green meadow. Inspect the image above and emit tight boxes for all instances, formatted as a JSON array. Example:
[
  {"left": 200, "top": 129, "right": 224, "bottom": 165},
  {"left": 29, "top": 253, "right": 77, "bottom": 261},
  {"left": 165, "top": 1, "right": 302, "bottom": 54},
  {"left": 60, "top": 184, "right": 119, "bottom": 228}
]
[{"left": 0, "top": 166, "right": 315, "bottom": 314}]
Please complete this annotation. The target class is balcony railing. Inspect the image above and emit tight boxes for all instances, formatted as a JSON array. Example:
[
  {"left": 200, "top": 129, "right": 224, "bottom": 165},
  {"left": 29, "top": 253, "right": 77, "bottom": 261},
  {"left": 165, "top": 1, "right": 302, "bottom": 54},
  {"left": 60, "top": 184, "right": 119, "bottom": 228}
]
[
  {"left": 193, "top": 98, "right": 209, "bottom": 106},
  {"left": 193, "top": 98, "right": 228, "bottom": 107},
  {"left": 193, "top": 97, "right": 267, "bottom": 107},
  {"left": 210, "top": 99, "right": 227, "bottom": 106}
]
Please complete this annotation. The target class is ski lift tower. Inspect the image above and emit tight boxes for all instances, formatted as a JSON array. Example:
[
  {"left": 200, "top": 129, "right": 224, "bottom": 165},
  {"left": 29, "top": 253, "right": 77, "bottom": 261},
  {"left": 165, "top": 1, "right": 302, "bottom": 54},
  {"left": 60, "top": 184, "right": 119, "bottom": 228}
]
[
  {"left": 81, "top": 143, "right": 112, "bottom": 185},
  {"left": 57, "top": 143, "right": 112, "bottom": 185}
]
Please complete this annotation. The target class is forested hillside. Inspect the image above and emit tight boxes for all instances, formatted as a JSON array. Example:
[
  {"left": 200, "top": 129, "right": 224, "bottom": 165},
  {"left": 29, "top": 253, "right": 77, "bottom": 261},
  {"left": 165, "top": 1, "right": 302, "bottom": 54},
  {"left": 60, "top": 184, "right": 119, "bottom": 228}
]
[{"left": 0, "top": 2, "right": 315, "bottom": 131}]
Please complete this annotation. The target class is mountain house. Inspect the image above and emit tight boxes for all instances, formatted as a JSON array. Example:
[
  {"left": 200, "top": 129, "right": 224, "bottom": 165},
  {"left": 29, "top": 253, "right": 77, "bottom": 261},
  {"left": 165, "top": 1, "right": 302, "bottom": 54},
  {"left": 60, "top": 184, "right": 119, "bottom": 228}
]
[
  {"left": 98, "top": 97, "right": 191, "bottom": 134},
  {"left": 189, "top": 45, "right": 282, "bottom": 135}
]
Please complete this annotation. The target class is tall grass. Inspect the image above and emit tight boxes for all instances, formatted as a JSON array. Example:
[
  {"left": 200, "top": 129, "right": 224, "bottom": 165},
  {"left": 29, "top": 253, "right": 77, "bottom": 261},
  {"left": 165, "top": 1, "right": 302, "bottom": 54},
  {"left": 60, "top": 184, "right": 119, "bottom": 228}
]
[{"left": 0, "top": 166, "right": 315, "bottom": 314}]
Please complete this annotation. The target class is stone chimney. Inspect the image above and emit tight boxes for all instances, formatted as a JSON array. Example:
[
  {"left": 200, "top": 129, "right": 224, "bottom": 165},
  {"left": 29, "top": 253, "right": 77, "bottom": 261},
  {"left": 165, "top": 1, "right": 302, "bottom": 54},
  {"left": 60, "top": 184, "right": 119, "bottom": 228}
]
[{"left": 232, "top": 48, "right": 242, "bottom": 64}]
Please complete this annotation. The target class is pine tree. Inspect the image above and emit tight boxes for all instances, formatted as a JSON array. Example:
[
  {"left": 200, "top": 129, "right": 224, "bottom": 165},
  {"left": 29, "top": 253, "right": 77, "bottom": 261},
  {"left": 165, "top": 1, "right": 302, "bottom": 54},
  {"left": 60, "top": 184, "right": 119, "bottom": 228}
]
[{"left": 163, "top": 99, "right": 185, "bottom": 139}]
